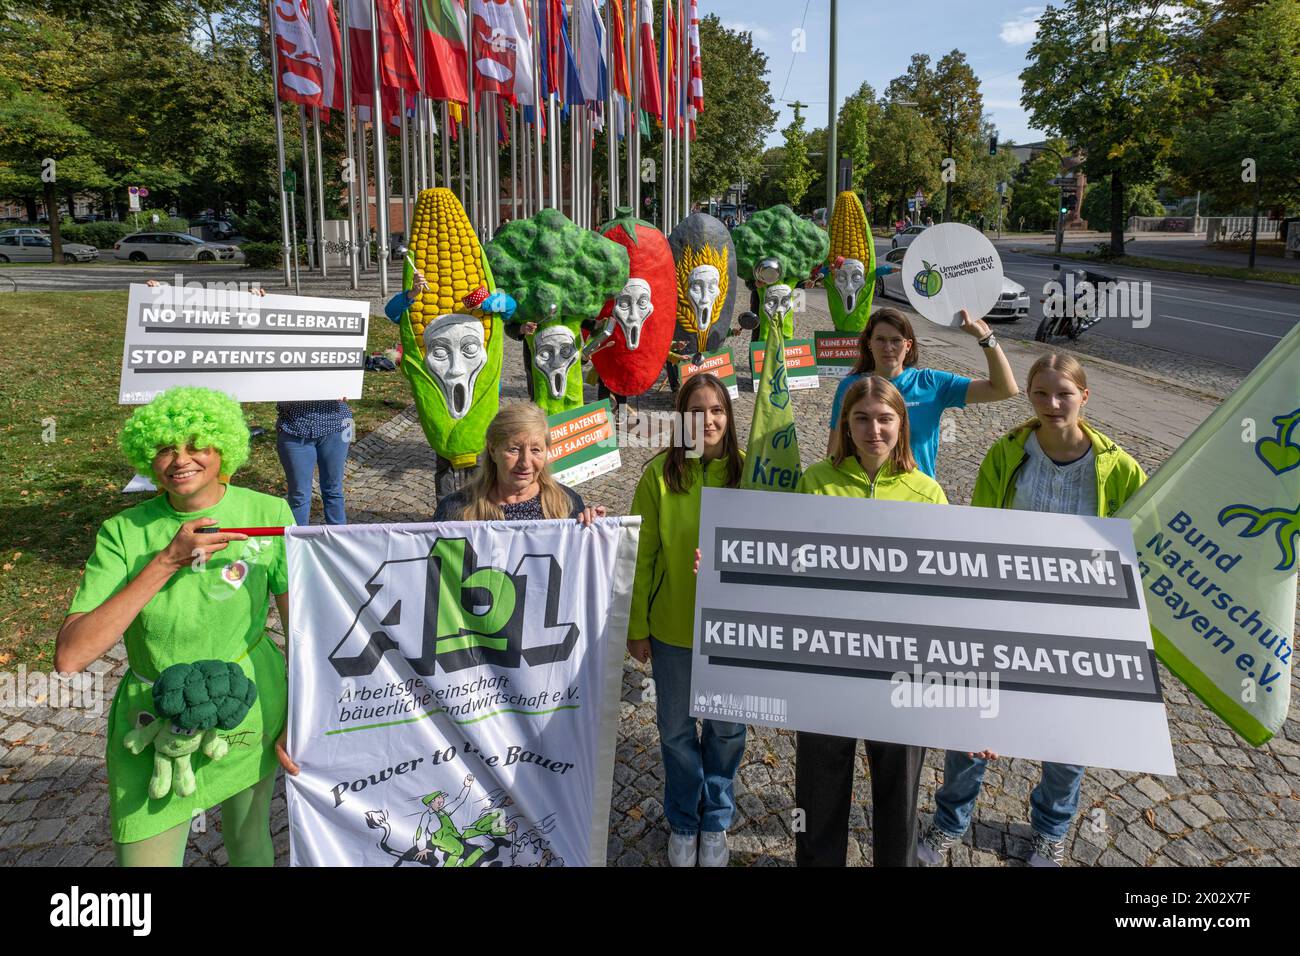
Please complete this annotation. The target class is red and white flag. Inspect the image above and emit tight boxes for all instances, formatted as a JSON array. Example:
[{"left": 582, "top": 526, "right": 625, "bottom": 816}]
[
  {"left": 273, "top": 0, "right": 325, "bottom": 107},
  {"left": 687, "top": 0, "right": 703, "bottom": 137},
  {"left": 347, "top": 0, "right": 376, "bottom": 107},
  {"left": 471, "top": 0, "right": 534, "bottom": 106},
  {"left": 637, "top": 0, "right": 662, "bottom": 120},
  {"left": 313, "top": 0, "right": 345, "bottom": 115}
]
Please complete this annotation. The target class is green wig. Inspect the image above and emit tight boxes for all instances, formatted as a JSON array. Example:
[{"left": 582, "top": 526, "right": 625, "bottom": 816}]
[{"left": 119, "top": 387, "right": 251, "bottom": 478}]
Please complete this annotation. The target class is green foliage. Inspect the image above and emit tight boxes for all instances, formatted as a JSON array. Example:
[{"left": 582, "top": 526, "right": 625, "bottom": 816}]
[
  {"left": 864, "top": 103, "right": 943, "bottom": 222},
  {"left": 59, "top": 221, "right": 133, "bottom": 248},
  {"left": 1081, "top": 178, "right": 1165, "bottom": 230},
  {"left": 1009, "top": 142, "right": 1070, "bottom": 231},
  {"left": 688, "top": 16, "right": 778, "bottom": 200},
  {"left": 232, "top": 200, "right": 285, "bottom": 243},
  {"left": 837, "top": 83, "right": 883, "bottom": 195},
  {"left": 485, "top": 209, "right": 629, "bottom": 323},
  {"left": 240, "top": 241, "right": 287, "bottom": 270},
  {"left": 732, "top": 205, "right": 830, "bottom": 285},
  {"left": 778, "top": 105, "right": 815, "bottom": 210}
]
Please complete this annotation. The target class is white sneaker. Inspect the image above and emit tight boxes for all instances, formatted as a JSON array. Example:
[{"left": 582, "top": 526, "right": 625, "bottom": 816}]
[
  {"left": 668, "top": 831, "right": 698, "bottom": 867},
  {"left": 699, "top": 831, "right": 730, "bottom": 867}
]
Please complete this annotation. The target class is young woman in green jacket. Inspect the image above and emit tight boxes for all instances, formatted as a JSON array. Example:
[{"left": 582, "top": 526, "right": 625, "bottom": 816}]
[
  {"left": 628, "top": 372, "right": 745, "bottom": 867},
  {"left": 795, "top": 375, "right": 947, "bottom": 867},
  {"left": 918, "top": 352, "right": 1147, "bottom": 868}
]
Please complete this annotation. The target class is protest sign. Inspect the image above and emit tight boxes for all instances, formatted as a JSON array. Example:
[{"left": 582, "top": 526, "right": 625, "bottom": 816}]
[
  {"left": 1118, "top": 323, "right": 1300, "bottom": 745},
  {"left": 119, "top": 282, "right": 369, "bottom": 403},
  {"left": 690, "top": 488, "right": 1175, "bottom": 774},
  {"left": 741, "top": 318, "right": 803, "bottom": 494},
  {"left": 679, "top": 348, "right": 739, "bottom": 398},
  {"left": 749, "top": 339, "right": 818, "bottom": 391},
  {"left": 901, "top": 223, "right": 1004, "bottom": 328},
  {"left": 547, "top": 399, "right": 620, "bottom": 487},
  {"left": 814, "top": 331, "right": 860, "bottom": 379},
  {"left": 285, "top": 518, "right": 639, "bottom": 866}
]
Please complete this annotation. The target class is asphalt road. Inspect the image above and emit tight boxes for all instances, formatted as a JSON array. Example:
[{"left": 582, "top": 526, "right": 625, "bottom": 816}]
[
  {"left": 874, "top": 237, "right": 1300, "bottom": 371},
  {"left": 0, "top": 261, "right": 269, "bottom": 294}
]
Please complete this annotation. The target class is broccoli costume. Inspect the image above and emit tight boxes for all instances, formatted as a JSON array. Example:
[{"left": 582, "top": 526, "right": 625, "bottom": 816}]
[
  {"left": 486, "top": 208, "right": 629, "bottom": 415},
  {"left": 826, "top": 190, "right": 878, "bottom": 333},
  {"left": 733, "top": 205, "right": 830, "bottom": 340},
  {"left": 398, "top": 188, "right": 502, "bottom": 470},
  {"left": 124, "top": 661, "right": 258, "bottom": 800},
  {"left": 667, "top": 212, "right": 738, "bottom": 359}
]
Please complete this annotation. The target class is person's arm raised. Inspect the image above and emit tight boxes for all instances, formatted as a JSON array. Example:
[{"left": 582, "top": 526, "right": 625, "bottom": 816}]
[{"left": 958, "top": 309, "right": 1018, "bottom": 405}]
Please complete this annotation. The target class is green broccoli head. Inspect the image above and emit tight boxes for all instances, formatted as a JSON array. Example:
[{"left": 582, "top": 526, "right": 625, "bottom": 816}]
[
  {"left": 733, "top": 205, "right": 831, "bottom": 286},
  {"left": 486, "top": 208, "right": 629, "bottom": 323},
  {"left": 153, "top": 660, "right": 258, "bottom": 732}
]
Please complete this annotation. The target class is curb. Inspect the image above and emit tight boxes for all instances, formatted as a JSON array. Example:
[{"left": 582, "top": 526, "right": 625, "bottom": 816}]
[{"left": 1009, "top": 247, "right": 1300, "bottom": 292}]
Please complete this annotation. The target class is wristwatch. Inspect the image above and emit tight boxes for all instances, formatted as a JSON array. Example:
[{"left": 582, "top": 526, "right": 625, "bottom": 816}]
[{"left": 978, "top": 333, "right": 998, "bottom": 349}]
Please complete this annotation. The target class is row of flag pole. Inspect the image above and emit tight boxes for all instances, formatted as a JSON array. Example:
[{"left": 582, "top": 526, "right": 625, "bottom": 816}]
[{"left": 268, "top": 0, "right": 705, "bottom": 295}]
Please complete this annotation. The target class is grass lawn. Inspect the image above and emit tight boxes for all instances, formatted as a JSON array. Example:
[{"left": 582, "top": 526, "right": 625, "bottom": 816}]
[{"left": 0, "top": 290, "right": 411, "bottom": 669}]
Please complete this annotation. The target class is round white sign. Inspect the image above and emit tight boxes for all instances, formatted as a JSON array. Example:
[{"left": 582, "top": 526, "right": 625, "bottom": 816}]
[{"left": 900, "top": 223, "right": 1005, "bottom": 328}]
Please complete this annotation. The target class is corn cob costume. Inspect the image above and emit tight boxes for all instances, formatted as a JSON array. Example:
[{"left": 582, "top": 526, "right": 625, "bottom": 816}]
[
  {"left": 827, "top": 190, "right": 877, "bottom": 333},
  {"left": 398, "top": 188, "right": 501, "bottom": 470}
]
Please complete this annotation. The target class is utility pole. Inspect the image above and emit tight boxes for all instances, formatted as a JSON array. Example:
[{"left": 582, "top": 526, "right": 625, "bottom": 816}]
[{"left": 825, "top": 0, "right": 838, "bottom": 218}]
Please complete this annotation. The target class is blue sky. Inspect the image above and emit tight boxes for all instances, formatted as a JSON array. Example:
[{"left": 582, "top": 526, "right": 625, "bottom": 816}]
[{"left": 705, "top": 0, "right": 1049, "bottom": 148}]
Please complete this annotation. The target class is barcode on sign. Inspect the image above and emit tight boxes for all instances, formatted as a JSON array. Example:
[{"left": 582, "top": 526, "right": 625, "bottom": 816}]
[{"left": 743, "top": 695, "right": 787, "bottom": 718}]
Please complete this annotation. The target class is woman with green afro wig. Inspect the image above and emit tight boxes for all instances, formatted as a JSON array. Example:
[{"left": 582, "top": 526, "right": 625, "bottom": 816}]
[{"left": 57, "top": 385, "right": 300, "bottom": 867}]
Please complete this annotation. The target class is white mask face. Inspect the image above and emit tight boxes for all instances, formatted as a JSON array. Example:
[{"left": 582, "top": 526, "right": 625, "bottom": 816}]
[
  {"left": 423, "top": 314, "right": 487, "bottom": 419},
  {"left": 532, "top": 323, "right": 579, "bottom": 399},
  {"left": 763, "top": 283, "right": 794, "bottom": 322},
  {"left": 686, "top": 265, "right": 721, "bottom": 333},
  {"left": 834, "top": 258, "right": 867, "bottom": 313},
  {"left": 611, "top": 277, "right": 653, "bottom": 350}
]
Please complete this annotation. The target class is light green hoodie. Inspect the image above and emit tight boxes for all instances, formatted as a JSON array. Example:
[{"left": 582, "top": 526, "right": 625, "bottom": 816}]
[
  {"left": 797, "top": 455, "right": 948, "bottom": 504},
  {"left": 971, "top": 420, "right": 1146, "bottom": 516},
  {"left": 628, "top": 452, "right": 742, "bottom": 648}
]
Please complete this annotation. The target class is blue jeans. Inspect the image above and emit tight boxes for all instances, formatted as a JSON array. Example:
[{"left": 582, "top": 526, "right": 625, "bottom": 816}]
[
  {"left": 933, "top": 750, "right": 1086, "bottom": 841},
  {"left": 649, "top": 637, "right": 746, "bottom": 835},
  {"left": 277, "top": 430, "right": 349, "bottom": 526}
]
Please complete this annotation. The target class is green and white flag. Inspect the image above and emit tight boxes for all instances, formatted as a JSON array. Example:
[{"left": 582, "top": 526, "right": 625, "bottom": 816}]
[
  {"left": 1118, "top": 324, "right": 1300, "bottom": 745},
  {"left": 741, "top": 311, "right": 802, "bottom": 492}
]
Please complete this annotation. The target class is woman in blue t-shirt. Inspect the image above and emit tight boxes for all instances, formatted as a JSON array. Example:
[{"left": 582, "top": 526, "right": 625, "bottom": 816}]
[{"left": 827, "top": 307, "right": 1018, "bottom": 478}]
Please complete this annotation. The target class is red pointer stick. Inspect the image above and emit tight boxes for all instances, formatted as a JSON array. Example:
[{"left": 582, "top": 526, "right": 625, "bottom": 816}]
[{"left": 195, "top": 527, "right": 286, "bottom": 536}]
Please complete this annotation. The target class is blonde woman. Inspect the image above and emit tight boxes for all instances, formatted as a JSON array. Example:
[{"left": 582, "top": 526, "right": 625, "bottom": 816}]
[
  {"left": 432, "top": 403, "right": 605, "bottom": 524},
  {"left": 919, "top": 353, "right": 1147, "bottom": 868}
]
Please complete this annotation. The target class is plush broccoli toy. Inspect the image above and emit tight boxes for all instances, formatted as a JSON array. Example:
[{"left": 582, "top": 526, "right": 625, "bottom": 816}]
[
  {"left": 124, "top": 661, "right": 258, "bottom": 800},
  {"left": 733, "top": 205, "right": 830, "bottom": 339},
  {"left": 486, "top": 208, "right": 629, "bottom": 415}
]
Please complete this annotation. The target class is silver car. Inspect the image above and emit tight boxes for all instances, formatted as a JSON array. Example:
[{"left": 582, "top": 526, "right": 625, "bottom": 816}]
[
  {"left": 0, "top": 234, "right": 99, "bottom": 263},
  {"left": 890, "top": 224, "right": 928, "bottom": 250},
  {"left": 112, "top": 232, "right": 237, "bottom": 262},
  {"left": 880, "top": 247, "right": 1028, "bottom": 321},
  {"left": 0, "top": 227, "right": 50, "bottom": 239}
]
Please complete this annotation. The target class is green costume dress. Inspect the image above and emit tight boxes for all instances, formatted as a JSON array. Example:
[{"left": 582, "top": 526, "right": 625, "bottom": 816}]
[{"left": 69, "top": 485, "right": 293, "bottom": 844}]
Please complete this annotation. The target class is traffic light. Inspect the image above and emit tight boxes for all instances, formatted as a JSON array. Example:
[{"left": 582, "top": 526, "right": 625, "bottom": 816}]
[{"left": 989, "top": 134, "right": 998, "bottom": 155}]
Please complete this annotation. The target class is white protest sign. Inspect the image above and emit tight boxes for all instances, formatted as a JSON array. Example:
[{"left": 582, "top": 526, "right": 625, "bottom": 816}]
[
  {"left": 118, "top": 282, "right": 370, "bottom": 403},
  {"left": 690, "top": 488, "right": 1175, "bottom": 775},
  {"left": 285, "top": 518, "right": 639, "bottom": 867},
  {"left": 901, "top": 223, "right": 1004, "bottom": 327}
]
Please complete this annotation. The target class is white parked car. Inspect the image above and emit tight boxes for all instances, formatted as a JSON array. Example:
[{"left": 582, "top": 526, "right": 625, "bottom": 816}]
[
  {"left": 0, "top": 234, "right": 99, "bottom": 263},
  {"left": 113, "top": 232, "right": 237, "bottom": 262},
  {"left": 0, "top": 227, "right": 50, "bottom": 239},
  {"left": 890, "top": 224, "right": 928, "bottom": 250},
  {"left": 879, "top": 247, "right": 1029, "bottom": 321}
]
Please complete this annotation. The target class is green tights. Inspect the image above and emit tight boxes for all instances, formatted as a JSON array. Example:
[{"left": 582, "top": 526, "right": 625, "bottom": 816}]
[{"left": 113, "top": 773, "right": 277, "bottom": 867}]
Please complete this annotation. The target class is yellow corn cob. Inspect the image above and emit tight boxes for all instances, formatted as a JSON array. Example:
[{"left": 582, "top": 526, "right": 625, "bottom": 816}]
[
  {"left": 405, "top": 187, "right": 490, "bottom": 357},
  {"left": 828, "top": 190, "right": 869, "bottom": 265}
]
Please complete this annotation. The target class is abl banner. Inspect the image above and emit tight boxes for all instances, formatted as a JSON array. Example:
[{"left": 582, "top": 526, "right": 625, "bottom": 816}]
[
  {"left": 286, "top": 518, "right": 639, "bottom": 866},
  {"left": 690, "top": 488, "right": 1175, "bottom": 774}
]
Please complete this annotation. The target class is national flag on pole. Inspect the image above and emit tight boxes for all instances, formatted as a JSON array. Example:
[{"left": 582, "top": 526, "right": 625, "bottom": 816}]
[
  {"left": 471, "top": 0, "right": 534, "bottom": 106},
  {"left": 664, "top": 0, "right": 678, "bottom": 132},
  {"left": 1117, "top": 324, "right": 1300, "bottom": 745},
  {"left": 274, "top": 0, "right": 326, "bottom": 107},
  {"left": 540, "top": 0, "right": 564, "bottom": 100},
  {"left": 687, "top": 0, "right": 703, "bottom": 137},
  {"left": 558, "top": 2, "right": 583, "bottom": 108},
  {"left": 420, "top": 0, "right": 471, "bottom": 104},
  {"left": 346, "top": 0, "right": 376, "bottom": 107},
  {"left": 637, "top": 0, "right": 662, "bottom": 120},
  {"left": 741, "top": 316, "right": 802, "bottom": 494},
  {"left": 610, "top": 0, "right": 630, "bottom": 98},
  {"left": 312, "top": 0, "right": 345, "bottom": 115},
  {"left": 576, "top": 0, "right": 606, "bottom": 105},
  {"left": 375, "top": 0, "right": 421, "bottom": 91}
]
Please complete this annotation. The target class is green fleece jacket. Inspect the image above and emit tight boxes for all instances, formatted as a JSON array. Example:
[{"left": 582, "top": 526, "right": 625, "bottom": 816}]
[
  {"left": 971, "top": 420, "right": 1146, "bottom": 516},
  {"left": 628, "top": 452, "right": 742, "bottom": 648},
  {"left": 797, "top": 456, "right": 949, "bottom": 504}
]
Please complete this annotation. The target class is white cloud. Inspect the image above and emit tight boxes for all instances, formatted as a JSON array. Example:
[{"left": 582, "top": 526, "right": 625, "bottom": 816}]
[
  {"left": 720, "top": 20, "right": 773, "bottom": 43},
  {"left": 999, "top": 9, "right": 1042, "bottom": 45}
]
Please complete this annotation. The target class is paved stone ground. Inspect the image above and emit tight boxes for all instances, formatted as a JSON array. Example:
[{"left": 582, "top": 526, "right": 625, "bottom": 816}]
[{"left": 2, "top": 287, "right": 1297, "bottom": 867}]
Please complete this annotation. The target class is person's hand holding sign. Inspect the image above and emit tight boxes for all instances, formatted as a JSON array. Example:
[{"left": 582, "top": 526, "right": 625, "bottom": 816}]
[{"left": 957, "top": 307, "right": 991, "bottom": 341}]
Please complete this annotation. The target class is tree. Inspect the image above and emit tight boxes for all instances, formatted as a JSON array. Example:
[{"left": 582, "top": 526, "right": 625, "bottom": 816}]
[
  {"left": 864, "top": 102, "right": 942, "bottom": 223},
  {"left": 1082, "top": 177, "right": 1165, "bottom": 231},
  {"left": 688, "top": 16, "right": 779, "bottom": 203},
  {"left": 887, "top": 51, "right": 983, "bottom": 222},
  {"left": 777, "top": 104, "right": 814, "bottom": 209},
  {"left": 949, "top": 119, "right": 1020, "bottom": 226},
  {"left": 837, "top": 82, "right": 882, "bottom": 195},
  {"left": 1170, "top": 0, "right": 1300, "bottom": 212},
  {"left": 1009, "top": 140, "right": 1070, "bottom": 231},
  {"left": 1021, "top": 1, "right": 1187, "bottom": 253}
]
